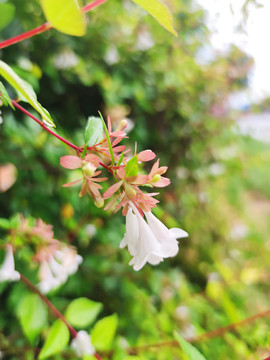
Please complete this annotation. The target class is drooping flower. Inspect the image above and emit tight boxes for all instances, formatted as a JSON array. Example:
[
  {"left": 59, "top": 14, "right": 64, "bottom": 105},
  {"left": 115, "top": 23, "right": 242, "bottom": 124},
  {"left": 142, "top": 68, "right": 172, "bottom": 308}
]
[
  {"left": 37, "top": 246, "right": 82, "bottom": 294},
  {"left": 71, "top": 331, "right": 95, "bottom": 357},
  {"left": 120, "top": 203, "right": 188, "bottom": 271},
  {"left": 0, "top": 244, "right": 20, "bottom": 282}
]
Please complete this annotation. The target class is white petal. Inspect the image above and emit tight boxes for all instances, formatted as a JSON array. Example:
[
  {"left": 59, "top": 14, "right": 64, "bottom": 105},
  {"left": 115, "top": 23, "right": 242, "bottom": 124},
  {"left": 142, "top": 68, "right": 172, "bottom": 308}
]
[
  {"left": 169, "top": 228, "right": 189, "bottom": 238},
  {"left": 0, "top": 245, "right": 20, "bottom": 282},
  {"left": 144, "top": 211, "right": 179, "bottom": 257},
  {"left": 129, "top": 205, "right": 164, "bottom": 270},
  {"left": 123, "top": 207, "right": 139, "bottom": 256},
  {"left": 71, "top": 331, "right": 95, "bottom": 357},
  {"left": 120, "top": 235, "right": 127, "bottom": 248}
]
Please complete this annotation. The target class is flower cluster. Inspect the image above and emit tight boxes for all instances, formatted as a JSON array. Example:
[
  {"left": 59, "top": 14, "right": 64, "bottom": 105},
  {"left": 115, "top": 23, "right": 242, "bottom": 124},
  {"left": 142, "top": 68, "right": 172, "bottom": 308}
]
[
  {"left": 30, "top": 218, "right": 82, "bottom": 293},
  {"left": 60, "top": 115, "right": 188, "bottom": 270},
  {"left": 0, "top": 215, "right": 82, "bottom": 292}
]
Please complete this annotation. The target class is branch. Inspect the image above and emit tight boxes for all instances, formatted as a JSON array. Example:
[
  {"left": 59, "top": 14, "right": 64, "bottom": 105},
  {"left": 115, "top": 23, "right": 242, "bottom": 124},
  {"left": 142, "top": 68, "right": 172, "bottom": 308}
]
[
  {"left": 0, "top": 0, "right": 108, "bottom": 50},
  {"left": 122, "top": 308, "right": 270, "bottom": 355},
  {"left": 20, "top": 274, "right": 78, "bottom": 338}
]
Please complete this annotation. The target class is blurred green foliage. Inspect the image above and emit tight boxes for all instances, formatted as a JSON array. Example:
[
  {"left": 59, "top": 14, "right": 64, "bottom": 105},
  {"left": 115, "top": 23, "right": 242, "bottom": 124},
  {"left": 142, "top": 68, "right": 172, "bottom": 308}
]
[{"left": 0, "top": 0, "right": 270, "bottom": 359}]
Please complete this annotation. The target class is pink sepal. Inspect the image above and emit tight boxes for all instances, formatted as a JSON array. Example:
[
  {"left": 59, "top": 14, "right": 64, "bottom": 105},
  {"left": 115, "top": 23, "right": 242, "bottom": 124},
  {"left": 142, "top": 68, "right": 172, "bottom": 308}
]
[
  {"left": 138, "top": 150, "right": 156, "bottom": 162},
  {"left": 153, "top": 177, "right": 170, "bottom": 187},
  {"left": 103, "top": 180, "right": 123, "bottom": 199},
  {"left": 62, "top": 178, "right": 82, "bottom": 187},
  {"left": 60, "top": 156, "right": 82, "bottom": 169}
]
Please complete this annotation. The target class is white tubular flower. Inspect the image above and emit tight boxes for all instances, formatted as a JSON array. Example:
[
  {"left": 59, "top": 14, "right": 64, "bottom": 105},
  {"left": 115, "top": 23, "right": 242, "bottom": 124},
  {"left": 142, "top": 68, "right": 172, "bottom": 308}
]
[
  {"left": 71, "top": 331, "right": 95, "bottom": 357},
  {"left": 121, "top": 203, "right": 188, "bottom": 271},
  {"left": 38, "top": 247, "right": 83, "bottom": 294},
  {"left": 0, "top": 244, "right": 20, "bottom": 282}
]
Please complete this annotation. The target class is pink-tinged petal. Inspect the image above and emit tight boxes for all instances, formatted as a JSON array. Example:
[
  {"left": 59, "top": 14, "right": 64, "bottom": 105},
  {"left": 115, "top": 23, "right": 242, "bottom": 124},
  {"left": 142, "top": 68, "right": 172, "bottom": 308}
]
[
  {"left": 107, "top": 115, "right": 112, "bottom": 133},
  {"left": 88, "top": 184, "right": 104, "bottom": 208},
  {"left": 155, "top": 166, "right": 168, "bottom": 175},
  {"left": 110, "top": 131, "right": 125, "bottom": 137},
  {"left": 118, "top": 167, "right": 125, "bottom": 179},
  {"left": 60, "top": 156, "right": 82, "bottom": 169},
  {"left": 103, "top": 180, "right": 123, "bottom": 199},
  {"left": 149, "top": 159, "right": 160, "bottom": 177},
  {"left": 152, "top": 177, "right": 170, "bottom": 187},
  {"left": 112, "top": 137, "right": 124, "bottom": 146},
  {"left": 138, "top": 150, "right": 156, "bottom": 162},
  {"left": 79, "top": 180, "right": 87, "bottom": 197},
  {"left": 113, "top": 145, "right": 126, "bottom": 153},
  {"left": 92, "top": 177, "right": 108, "bottom": 182},
  {"left": 62, "top": 178, "right": 82, "bottom": 187},
  {"left": 127, "top": 175, "right": 149, "bottom": 185},
  {"left": 104, "top": 196, "right": 118, "bottom": 211},
  {"left": 93, "top": 170, "right": 102, "bottom": 176},
  {"left": 84, "top": 154, "right": 100, "bottom": 167}
]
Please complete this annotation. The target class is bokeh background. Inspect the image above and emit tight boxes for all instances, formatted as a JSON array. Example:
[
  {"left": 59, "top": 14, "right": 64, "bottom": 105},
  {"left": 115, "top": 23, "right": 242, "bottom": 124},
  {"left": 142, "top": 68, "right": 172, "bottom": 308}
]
[{"left": 1, "top": 0, "right": 270, "bottom": 359}]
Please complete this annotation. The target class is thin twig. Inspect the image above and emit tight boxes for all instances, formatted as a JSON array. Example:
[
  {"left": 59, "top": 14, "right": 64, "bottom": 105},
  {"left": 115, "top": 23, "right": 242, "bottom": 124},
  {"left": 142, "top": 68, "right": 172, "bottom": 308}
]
[
  {"left": 20, "top": 274, "right": 103, "bottom": 360},
  {"left": 11, "top": 100, "right": 82, "bottom": 152},
  {"left": 20, "top": 274, "right": 78, "bottom": 338}
]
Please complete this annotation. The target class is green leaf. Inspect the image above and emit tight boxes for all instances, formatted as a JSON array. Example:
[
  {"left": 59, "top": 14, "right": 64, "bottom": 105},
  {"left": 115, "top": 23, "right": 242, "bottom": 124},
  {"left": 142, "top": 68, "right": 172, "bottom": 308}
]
[
  {"left": 38, "top": 319, "right": 69, "bottom": 359},
  {"left": 0, "top": 60, "right": 55, "bottom": 127},
  {"left": 65, "top": 297, "right": 103, "bottom": 328},
  {"left": 174, "top": 331, "right": 207, "bottom": 360},
  {"left": 0, "top": 81, "right": 14, "bottom": 109},
  {"left": 17, "top": 294, "right": 48, "bottom": 345},
  {"left": 91, "top": 313, "right": 118, "bottom": 351},
  {"left": 0, "top": 2, "right": 15, "bottom": 31},
  {"left": 84, "top": 116, "right": 104, "bottom": 146},
  {"left": 41, "top": 0, "right": 86, "bottom": 36},
  {"left": 125, "top": 156, "right": 138, "bottom": 177},
  {"left": 132, "top": 0, "right": 177, "bottom": 36}
]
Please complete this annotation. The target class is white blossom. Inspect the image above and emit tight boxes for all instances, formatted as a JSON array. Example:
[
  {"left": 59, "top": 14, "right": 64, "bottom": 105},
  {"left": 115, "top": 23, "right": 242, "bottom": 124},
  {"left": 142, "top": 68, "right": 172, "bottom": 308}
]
[
  {"left": 71, "top": 331, "right": 95, "bottom": 357},
  {"left": 0, "top": 244, "right": 20, "bottom": 282},
  {"left": 38, "top": 247, "right": 82, "bottom": 294},
  {"left": 120, "top": 203, "right": 188, "bottom": 271}
]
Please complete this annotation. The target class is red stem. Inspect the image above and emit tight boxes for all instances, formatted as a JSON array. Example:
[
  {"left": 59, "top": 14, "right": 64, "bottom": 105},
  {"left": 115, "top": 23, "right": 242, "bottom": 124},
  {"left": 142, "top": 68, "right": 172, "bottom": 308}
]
[
  {"left": 0, "top": 23, "right": 52, "bottom": 50},
  {"left": 82, "top": 0, "right": 108, "bottom": 13},
  {"left": 12, "top": 100, "right": 82, "bottom": 152},
  {"left": 20, "top": 274, "right": 103, "bottom": 360},
  {"left": 0, "top": 0, "right": 108, "bottom": 50}
]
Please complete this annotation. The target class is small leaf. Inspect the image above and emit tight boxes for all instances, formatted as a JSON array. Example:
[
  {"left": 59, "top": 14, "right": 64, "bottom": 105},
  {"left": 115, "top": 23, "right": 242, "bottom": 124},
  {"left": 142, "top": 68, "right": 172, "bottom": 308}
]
[
  {"left": 0, "top": 81, "right": 14, "bottom": 109},
  {"left": 38, "top": 319, "right": 69, "bottom": 359},
  {"left": 174, "top": 331, "right": 207, "bottom": 360},
  {"left": 0, "top": 60, "right": 55, "bottom": 127},
  {"left": 41, "top": 0, "right": 86, "bottom": 36},
  {"left": 91, "top": 313, "right": 118, "bottom": 351},
  {"left": 0, "top": 2, "right": 15, "bottom": 31},
  {"left": 17, "top": 294, "right": 48, "bottom": 345},
  {"left": 84, "top": 116, "right": 104, "bottom": 146},
  {"left": 65, "top": 297, "right": 103, "bottom": 328},
  {"left": 132, "top": 0, "right": 177, "bottom": 36},
  {"left": 125, "top": 156, "right": 138, "bottom": 177}
]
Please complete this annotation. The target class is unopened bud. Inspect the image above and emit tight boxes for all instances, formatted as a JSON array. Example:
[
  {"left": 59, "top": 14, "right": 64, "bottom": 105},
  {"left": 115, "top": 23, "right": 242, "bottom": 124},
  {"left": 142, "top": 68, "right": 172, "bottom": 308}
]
[
  {"left": 151, "top": 174, "right": 161, "bottom": 183},
  {"left": 82, "top": 161, "right": 96, "bottom": 178},
  {"left": 94, "top": 197, "right": 104, "bottom": 208}
]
